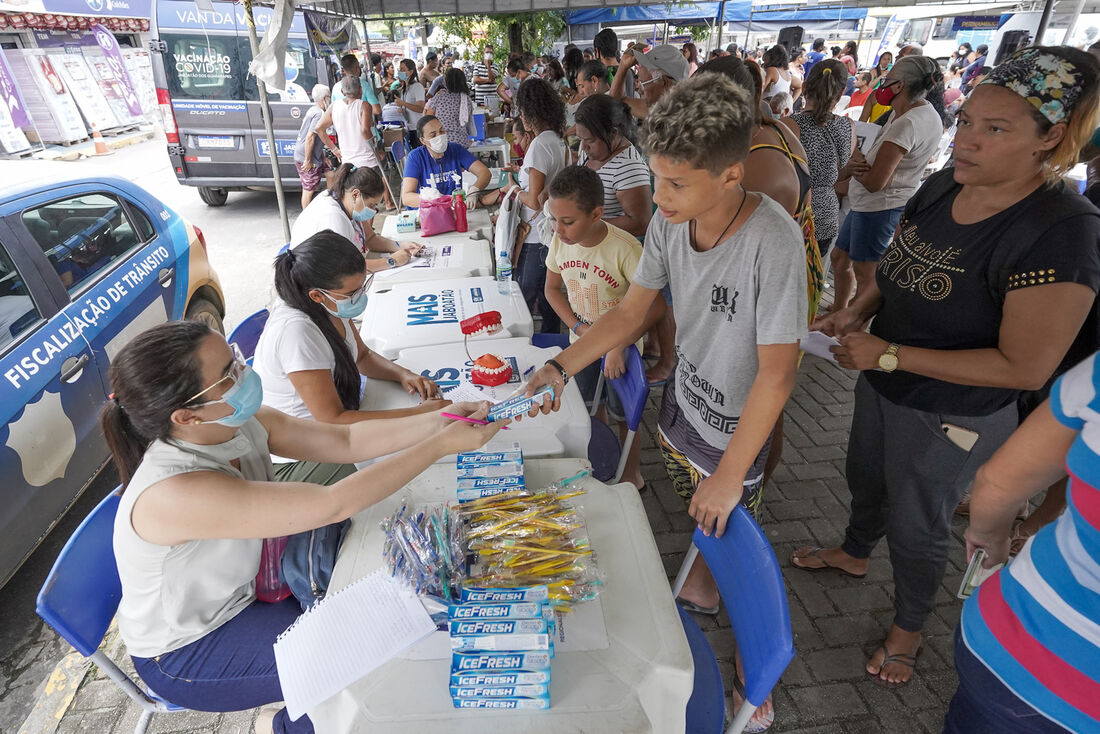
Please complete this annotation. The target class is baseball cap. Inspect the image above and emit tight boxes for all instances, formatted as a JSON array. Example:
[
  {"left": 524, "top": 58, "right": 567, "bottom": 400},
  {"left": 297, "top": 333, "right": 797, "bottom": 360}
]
[{"left": 636, "top": 44, "right": 690, "bottom": 82}]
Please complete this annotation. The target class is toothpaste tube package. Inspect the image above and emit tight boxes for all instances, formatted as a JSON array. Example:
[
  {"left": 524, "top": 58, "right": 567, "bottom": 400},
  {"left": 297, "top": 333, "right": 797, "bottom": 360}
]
[
  {"left": 452, "top": 696, "right": 550, "bottom": 710},
  {"left": 452, "top": 650, "right": 552, "bottom": 671},
  {"left": 449, "top": 602, "right": 544, "bottom": 620},
  {"left": 450, "top": 683, "right": 550, "bottom": 698},
  {"left": 451, "top": 632, "right": 551, "bottom": 652},
  {"left": 460, "top": 584, "right": 550, "bottom": 603},
  {"left": 457, "top": 443, "right": 523, "bottom": 468},
  {"left": 450, "top": 670, "right": 551, "bottom": 687},
  {"left": 450, "top": 618, "right": 548, "bottom": 637},
  {"left": 457, "top": 475, "right": 525, "bottom": 502},
  {"left": 457, "top": 461, "right": 524, "bottom": 479},
  {"left": 486, "top": 385, "right": 555, "bottom": 422}
]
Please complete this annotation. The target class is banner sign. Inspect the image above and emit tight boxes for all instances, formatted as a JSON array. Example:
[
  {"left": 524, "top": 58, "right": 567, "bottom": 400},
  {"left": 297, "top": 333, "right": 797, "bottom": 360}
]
[
  {"left": 0, "top": 47, "right": 30, "bottom": 128},
  {"left": 91, "top": 23, "right": 141, "bottom": 116},
  {"left": 304, "top": 10, "right": 361, "bottom": 58}
]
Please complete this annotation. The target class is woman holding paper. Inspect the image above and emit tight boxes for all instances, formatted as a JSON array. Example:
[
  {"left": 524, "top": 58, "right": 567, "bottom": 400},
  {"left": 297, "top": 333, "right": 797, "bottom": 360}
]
[
  {"left": 103, "top": 321, "right": 504, "bottom": 734},
  {"left": 253, "top": 232, "right": 447, "bottom": 486}
]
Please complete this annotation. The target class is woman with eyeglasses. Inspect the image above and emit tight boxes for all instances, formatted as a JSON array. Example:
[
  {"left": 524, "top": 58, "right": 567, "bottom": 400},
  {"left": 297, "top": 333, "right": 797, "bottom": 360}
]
[
  {"left": 254, "top": 231, "right": 446, "bottom": 485},
  {"left": 104, "top": 320, "right": 504, "bottom": 734},
  {"left": 290, "top": 163, "right": 423, "bottom": 272}
]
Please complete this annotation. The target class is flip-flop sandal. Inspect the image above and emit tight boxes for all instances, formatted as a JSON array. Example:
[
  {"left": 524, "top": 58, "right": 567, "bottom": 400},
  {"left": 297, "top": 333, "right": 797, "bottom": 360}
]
[
  {"left": 646, "top": 376, "right": 668, "bottom": 387},
  {"left": 731, "top": 676, "right": 775, "bottom": 733},
  {"left": 676, "top": 597, "right": 720, "bottom": 616},
  {"left": 867, "top": 644, "right": 923, "bottom": 689},
  {"left": 790, "top": 546, "right": 867, "bottom": 579}
]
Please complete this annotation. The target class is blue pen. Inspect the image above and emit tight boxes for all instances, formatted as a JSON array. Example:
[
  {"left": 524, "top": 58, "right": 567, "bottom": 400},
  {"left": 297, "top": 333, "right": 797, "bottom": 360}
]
[{"left": 522, "top": 366, "right": 535, "bottom": 377}]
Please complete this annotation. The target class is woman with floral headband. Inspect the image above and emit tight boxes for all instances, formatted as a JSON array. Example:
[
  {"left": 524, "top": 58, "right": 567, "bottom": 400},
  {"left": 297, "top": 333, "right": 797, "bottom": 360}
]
[{"left": 793, "top": 46, "right": 1100, "bottom": 691}]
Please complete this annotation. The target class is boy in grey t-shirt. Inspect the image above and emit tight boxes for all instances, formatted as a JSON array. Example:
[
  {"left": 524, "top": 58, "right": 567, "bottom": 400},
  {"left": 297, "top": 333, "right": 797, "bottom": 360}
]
[{"left": 520, "top": 72, "right": 805, "bottom": 731}]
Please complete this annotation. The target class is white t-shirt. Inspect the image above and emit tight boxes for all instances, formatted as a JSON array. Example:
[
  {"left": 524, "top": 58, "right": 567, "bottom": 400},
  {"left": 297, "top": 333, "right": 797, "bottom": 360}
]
[
  {"left": 331, "top": 98, "right": 378, "bottom": 169},
  {"left": 290, "top": 191, "right": 364, "bottom": 249},
  {"left": 403, "top": 81, "right": 425, "bottom": 128},
  {"left": 850, "top": 103, "right": 943, "bottom": 212},
  {"left": 519, "top": 130, "right": 566, "bottom": 243},
  {"left": 579, "top": 144, "right": 651, "bottom": 220},
  {"left": 253, "top": 300, "right": 360, "bottom": 462}
]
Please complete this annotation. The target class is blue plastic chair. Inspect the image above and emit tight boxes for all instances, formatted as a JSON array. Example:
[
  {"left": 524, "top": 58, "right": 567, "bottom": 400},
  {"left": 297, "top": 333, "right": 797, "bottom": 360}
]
[
  {"left": 671, "top": 506, "right": 795, "bottom": 733},
  {"left": 531, "top": 333, "right": 569, "bottom": 350},
  {"left": 604, "top": 345, "right": 650, "bottom": 483},
  {"left": 678, "top": 605, "right": 726, "bottom": 733},
  {"left": 390, "top": 139, "right": 407, "bottom": 171},
  {"left": 36, "top": 488, "right": 186, "bottom": 733},
  {"left": 228, "top": 308, "right": 270, "bottom": 362}
]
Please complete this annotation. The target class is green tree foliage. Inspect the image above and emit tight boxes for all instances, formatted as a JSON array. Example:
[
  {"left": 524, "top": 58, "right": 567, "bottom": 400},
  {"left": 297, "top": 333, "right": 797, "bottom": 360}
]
[{"left": 438, "top": 11, "right": 567, "bottom": 59}]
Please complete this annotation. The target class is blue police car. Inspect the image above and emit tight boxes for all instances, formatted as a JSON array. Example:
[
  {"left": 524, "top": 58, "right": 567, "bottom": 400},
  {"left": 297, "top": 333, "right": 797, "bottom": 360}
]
[{"left": 0, "top": 177, "right": 226, "bottom": 587}]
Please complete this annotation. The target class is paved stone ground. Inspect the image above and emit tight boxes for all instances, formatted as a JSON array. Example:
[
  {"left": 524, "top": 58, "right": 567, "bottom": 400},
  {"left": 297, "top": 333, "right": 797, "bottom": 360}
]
[{"left": 16, "top": 354, "right": 971, "bottom": 734}]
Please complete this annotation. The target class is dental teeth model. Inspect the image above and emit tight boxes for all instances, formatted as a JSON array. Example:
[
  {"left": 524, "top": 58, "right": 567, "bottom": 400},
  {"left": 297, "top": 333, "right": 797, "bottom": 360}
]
[{"left": 471, "top": 354, "right": 513, "bottom": 387}]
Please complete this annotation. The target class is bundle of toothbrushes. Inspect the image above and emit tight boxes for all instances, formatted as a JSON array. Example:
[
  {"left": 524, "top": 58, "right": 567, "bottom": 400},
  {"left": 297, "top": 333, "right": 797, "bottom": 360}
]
[{"left": 449, "top": 585, "right": 553, "bottom": 709}]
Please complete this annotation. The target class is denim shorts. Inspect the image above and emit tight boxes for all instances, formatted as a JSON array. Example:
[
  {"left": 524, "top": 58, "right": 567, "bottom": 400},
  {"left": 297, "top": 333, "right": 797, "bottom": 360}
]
[{"left": 834, "top": 207, "right": 904, "bottom": 262}]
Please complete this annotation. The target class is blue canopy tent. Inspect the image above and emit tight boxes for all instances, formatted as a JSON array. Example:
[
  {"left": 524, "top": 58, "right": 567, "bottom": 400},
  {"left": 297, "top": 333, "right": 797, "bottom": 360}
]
[{"left": 566, "top": 3, "right": 866, "bottom": 34}]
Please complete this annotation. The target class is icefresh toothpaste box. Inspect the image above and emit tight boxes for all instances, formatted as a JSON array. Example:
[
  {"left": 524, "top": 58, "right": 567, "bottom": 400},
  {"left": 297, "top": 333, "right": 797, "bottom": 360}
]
[
  {"left": 450, "top": 618, "right": 548, "bottom": 636},
  {"left": 451, "top": 651, "right": 551, "bottom": 671},
  {"left": 449, "top": 602, "right": 544, "bottom": 620},
  {"left": 486, "top": 385, "right": 555, "bottom": 422},
  {"left": 457, "top": 443, "right": 523, "bottom": 468},
  {"left": 457, "top": 461, "right": 524, "bottom": 479},
  {"left": 451, "top": 632, "right": 551, "bottom": 652},
  {"left": 452, "top": 696, "right": 550, "bottom": 710},
  {"left": 456, "top": 475, "right": 526, "bottom": 502},
  {"left": 450, "top": 683, "right": 550, "bottom": 698},
  {"left": 460, "top": 585, "right": 550, "bottom": 603},
  {"left": 450, "top": 670, "right": 551, "bottom": 687}
]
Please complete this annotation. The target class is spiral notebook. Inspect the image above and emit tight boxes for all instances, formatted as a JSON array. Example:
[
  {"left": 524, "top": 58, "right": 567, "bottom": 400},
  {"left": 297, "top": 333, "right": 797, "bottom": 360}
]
[{"left": 273, "top": 569, "right": 436, "bottom": 721}]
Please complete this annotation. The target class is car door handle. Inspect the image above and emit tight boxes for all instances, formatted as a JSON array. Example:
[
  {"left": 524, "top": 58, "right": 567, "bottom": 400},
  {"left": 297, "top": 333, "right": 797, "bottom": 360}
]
[
  {"left": 158, "top": 267, "right": 174, "bottom": 288},
  {"left": 60, "top": 354, "right": 89, "bottom": 384}
]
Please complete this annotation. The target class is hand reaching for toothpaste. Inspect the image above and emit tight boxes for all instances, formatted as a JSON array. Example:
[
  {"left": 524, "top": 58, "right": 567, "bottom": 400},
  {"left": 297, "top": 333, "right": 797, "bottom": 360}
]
[{"left": 517, "top": 365, "right": 563, "bottom": 421}]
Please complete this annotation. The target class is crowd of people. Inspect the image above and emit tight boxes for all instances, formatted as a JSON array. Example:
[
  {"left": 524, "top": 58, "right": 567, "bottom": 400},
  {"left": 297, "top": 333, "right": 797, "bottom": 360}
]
[{"left": 108, "top": 29, "right": 1100, "bottom": 734}]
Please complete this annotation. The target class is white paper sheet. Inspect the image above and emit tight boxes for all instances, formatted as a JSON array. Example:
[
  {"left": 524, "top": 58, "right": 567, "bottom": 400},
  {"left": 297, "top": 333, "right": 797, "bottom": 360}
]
[
  {"left": 801, "top": 331, "right": 842, "bottom": 364},
  {"left": 274, "top": 569, "right": 436, "bottom": 721},
  {"left": 854, "top": 121, "right": 882, "bottom": 156},
  {"left": 441, "top": 381, "right": 493, "bottom": 404}
]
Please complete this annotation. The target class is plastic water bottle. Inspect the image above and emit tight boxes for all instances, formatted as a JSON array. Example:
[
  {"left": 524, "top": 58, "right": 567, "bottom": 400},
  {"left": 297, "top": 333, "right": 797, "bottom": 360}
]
[{"left": 496, "top": 251, "right": 512, "bottom": 295}]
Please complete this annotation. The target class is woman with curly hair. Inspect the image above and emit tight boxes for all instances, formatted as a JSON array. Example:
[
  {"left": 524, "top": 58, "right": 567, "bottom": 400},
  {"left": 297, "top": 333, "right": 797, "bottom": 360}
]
[{"left": 505, "top": 77, "right": 567, "bottom": 332}]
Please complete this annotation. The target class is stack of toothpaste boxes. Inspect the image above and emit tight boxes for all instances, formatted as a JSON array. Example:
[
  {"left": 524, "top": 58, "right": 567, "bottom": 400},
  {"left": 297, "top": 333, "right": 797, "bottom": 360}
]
[
  {"left": 451, "top": 444, "right": 551, "bottom": 709},
  {"left": 449, "top": 585, "right": 553, "bottom": 710},
  {"left": 456, "top": 441, "right": 525, "bottom": 503}
]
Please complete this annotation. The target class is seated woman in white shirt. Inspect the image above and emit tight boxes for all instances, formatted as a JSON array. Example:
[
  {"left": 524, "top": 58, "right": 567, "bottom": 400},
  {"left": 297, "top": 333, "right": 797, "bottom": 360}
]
[
  {"left": 290, "top": 163, "right": 422, "bottom": 273},
  {"left": 104, "top": 320, "right": 502, "bottom": 734},
  {"left": 255, "top": 231, "right": 447, "bottom": 483}
]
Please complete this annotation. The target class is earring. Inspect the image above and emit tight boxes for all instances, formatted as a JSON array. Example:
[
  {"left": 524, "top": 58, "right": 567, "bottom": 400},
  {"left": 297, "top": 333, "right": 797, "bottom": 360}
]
[{"left": 194, "top": 418, "right": 203, "bottom": 425}]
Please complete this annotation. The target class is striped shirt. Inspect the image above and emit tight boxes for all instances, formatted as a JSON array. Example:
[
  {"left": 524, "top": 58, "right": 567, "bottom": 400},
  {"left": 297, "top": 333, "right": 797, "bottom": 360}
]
[
  {"left": 579, "top": 144, "right": 651, "bottom": 220},
  {"left": 472, "top": 62, "right": 496, "bottom": 106},
  {"left": 961, "top": 351, "right": 1100, "bottom": 733}
]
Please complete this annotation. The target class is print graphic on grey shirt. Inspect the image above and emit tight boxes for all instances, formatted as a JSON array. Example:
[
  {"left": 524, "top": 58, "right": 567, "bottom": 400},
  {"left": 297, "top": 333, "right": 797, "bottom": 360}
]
[{"left": 633, "top": 195, "right": 808, "bottom": 450}]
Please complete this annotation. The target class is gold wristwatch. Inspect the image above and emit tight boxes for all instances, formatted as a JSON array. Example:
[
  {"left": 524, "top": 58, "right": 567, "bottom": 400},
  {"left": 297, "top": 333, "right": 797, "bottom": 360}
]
[{"left": 878, "top": 343, "right": 901, "bottom": 372}]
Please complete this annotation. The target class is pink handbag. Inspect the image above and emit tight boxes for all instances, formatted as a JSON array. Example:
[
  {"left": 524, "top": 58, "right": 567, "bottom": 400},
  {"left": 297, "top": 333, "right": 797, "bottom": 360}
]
[
  {"left": 254, "top": 536, "right": 292, "bottom": 603},
  {"left": 420, "top": 195, "right": 457, "bottom": 236}
]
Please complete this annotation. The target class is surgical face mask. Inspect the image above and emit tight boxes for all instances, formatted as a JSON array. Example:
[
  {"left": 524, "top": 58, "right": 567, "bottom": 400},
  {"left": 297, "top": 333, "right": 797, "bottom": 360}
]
[
  {"left": 428, "top": 133, "right": 449, "bottom": 154},
  {"left": 188, "top": 348, "right": 264, "bottom": 428},
  {"left": 319, "top": 284, "right": 370, "bottom": 319},
  {"left": 398, "top": 70, "right": 408, "bottom": 81},
  {"left": 352, "top": 195, "right": 377, "bottom": 221},
  {"left": 484, "top": 52, "right": 492, "bottom": 61}
]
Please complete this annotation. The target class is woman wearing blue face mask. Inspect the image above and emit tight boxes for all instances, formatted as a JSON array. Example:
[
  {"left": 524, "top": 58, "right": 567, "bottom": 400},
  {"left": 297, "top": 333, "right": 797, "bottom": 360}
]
[
  {"left": 392, "top": 58, "right": 426, "bottom": 148},
  {"left": 102, "top": 320, "right": 504, "bottom": 734},
  {"left": 255, "top": 231, "right": 447, "bottom": 482},
  {"left": 290, "top": 163, "right": 424, "bottom": 271}
]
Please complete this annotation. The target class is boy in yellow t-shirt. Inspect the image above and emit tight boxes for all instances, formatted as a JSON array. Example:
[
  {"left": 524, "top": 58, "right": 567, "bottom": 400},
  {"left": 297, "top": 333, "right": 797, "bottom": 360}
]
[{"left": 544, "top": 165, "right": 645, "bottom": 489}]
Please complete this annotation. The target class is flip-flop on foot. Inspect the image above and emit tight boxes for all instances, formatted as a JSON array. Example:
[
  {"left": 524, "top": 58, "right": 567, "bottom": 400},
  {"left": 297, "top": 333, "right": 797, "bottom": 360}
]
[
  {"left": 867, "top": 644, "right": 923, "bottom": 689},
  {"left": 731, "top": 676, "right": 775, "bottom": 733},
  {"left": 790, "top": 546, "right": 867, "bottom": 579},
  {"left": 676, "top": 596, "right": 719, "bottom": 616}
]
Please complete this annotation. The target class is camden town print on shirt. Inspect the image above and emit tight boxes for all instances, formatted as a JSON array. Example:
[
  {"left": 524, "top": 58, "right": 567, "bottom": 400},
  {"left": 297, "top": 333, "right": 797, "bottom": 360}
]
[{"left": 709, "top": 283, "right": 740, "bottom": 321}]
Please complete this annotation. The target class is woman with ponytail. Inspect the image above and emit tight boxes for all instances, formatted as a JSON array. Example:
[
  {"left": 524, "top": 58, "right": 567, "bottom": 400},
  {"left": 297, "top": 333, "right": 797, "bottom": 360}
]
[
  {"left": 104, "top": 321, "right": 503, "bottom": 733},
  {"left": 255, "top": 231, "right": 444, "bottom": 482},
  {"left": 289, "top": 163, "right": 423, "bottom": 272}
]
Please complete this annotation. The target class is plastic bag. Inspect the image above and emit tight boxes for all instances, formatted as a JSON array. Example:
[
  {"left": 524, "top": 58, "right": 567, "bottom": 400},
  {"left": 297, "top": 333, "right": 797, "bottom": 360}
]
[{"left": 420, "top": 195, "right": 457, "bottom": 236}]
